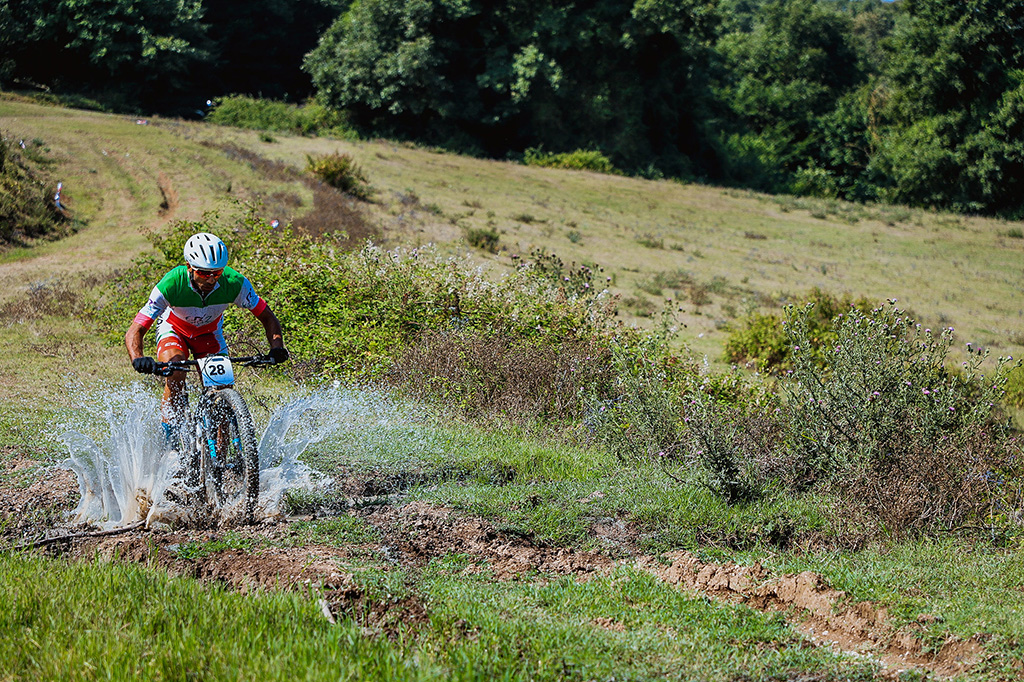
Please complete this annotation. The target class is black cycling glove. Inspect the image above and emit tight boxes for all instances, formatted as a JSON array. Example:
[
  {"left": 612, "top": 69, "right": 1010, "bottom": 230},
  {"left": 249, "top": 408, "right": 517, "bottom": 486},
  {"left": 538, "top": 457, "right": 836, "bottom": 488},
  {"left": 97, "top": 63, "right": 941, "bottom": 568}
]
[
  {"left": 269, "top": 347, "right": 289, "bottom": 364},
  {"left": 133, "top": 356, "right": 157, "bottom": 374}
]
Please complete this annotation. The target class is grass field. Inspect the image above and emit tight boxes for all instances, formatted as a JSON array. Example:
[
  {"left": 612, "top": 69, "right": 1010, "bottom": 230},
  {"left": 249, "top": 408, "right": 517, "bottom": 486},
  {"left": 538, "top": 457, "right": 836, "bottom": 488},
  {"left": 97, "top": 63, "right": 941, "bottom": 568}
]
[{"left": 2, "top": 94, "right": 1024, "bottom": 681}]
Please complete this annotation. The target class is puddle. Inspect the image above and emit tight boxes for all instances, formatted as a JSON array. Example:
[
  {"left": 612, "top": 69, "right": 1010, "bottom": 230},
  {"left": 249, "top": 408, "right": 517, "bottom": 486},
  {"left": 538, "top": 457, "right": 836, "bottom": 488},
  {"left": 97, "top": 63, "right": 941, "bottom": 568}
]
[{"left": 57, "top": 381, "right": 403, "bottom": 528}]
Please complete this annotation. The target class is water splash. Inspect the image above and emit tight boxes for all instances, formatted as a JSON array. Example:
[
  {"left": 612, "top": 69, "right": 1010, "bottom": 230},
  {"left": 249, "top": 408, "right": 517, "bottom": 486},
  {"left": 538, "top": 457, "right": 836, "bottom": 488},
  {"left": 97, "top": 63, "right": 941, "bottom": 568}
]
[{"left": 57, "top": 381, "right": 402, "bottom": 529}]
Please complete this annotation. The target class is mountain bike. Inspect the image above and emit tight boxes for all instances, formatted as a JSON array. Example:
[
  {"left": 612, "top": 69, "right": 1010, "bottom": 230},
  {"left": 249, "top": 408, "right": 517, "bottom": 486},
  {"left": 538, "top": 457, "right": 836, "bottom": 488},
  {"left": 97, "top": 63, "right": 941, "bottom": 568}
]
[{"left": 155, "top": 355, "right": 275, "bottom": 524}]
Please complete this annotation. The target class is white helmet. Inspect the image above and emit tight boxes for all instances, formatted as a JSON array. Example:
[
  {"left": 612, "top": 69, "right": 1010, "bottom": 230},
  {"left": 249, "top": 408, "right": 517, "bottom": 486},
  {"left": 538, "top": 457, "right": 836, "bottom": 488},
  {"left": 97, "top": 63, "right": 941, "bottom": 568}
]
[{"left": 183, "top": 233, "right": 228, "bottom": 269}]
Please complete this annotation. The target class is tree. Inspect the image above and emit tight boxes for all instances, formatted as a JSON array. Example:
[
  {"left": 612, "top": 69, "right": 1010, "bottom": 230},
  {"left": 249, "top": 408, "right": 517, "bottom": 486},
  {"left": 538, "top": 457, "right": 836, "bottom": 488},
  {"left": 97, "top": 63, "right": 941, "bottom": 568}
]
[
  {"left": 713, "top": 0, "right": 863, "bottom": 190},
  {"left": 3, "top": 0, "right": 212, "bottom": 111},
  {"left": 306, "top": 0, "right": 722, "bottom": 173},
  {"left": 198, "top": 0, "right": 349, "bottom": 101},
  {"left": 872, "top": 0, "right": 1024, "bottom": 212}
]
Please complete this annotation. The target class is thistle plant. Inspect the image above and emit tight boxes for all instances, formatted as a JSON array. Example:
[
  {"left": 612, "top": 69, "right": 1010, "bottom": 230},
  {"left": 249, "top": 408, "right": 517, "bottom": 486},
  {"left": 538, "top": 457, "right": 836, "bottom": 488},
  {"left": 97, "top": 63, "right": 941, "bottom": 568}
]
[{"left": 784, "top": 299, "right": 1018, "bottom": 533}]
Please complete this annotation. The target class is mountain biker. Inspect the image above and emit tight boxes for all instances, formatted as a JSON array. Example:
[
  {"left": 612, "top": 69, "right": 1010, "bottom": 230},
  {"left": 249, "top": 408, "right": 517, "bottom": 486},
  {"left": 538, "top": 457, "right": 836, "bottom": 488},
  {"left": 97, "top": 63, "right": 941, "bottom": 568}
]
[{"left": 125, "top": 232, "right": 288, "bottom": 449}]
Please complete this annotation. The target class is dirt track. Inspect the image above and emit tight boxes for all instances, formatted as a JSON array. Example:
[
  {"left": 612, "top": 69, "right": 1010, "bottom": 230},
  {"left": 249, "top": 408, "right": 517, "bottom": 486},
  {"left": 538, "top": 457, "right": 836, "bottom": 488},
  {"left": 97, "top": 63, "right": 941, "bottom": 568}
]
[{"left": 0, "top": 454, "right": 989, "bottom": 680}]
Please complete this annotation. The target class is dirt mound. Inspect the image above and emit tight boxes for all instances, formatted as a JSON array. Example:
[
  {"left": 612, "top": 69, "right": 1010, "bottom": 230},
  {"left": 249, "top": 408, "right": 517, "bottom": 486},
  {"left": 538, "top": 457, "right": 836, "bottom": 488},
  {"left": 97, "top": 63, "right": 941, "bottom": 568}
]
[
  {"left": 637, "top": 551, "right": 984, "bottom": 679},
  {"left": 0, "top": 456, "right": 77, "bottom": 536},
  {"left": 364, "top": 500, "right": 617, "bottom": 579}
]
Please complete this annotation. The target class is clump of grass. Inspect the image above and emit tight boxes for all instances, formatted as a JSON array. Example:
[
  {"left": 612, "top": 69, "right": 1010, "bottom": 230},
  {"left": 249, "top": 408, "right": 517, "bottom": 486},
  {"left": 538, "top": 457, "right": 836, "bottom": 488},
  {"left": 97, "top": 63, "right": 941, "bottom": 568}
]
[
  {"left": 288, "top": 515, "right": 381, "bottom": 546},
  {"left": 635, "top": 233, "right": 664, "bottom": 249},
  {"left": 466, "top": 226, "right": 500, "bottom": 252},
  {"left": 176, "top": 531, "right": 266, "bottom": 560},
  {"left": 0, "top": 277, "right": 95, "bottom": 323},
  {"left": 306, "top": 151, "right": 372, "bottom": 200},
  {"left": 511, "top": 213, "right": 538, "bottom": 224}
]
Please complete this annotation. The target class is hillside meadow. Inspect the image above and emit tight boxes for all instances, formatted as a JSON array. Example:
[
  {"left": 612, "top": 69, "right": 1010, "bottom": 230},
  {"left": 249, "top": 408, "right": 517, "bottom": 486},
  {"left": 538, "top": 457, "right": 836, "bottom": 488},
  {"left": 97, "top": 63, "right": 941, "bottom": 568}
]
[{"left": 2, "top": 95, "right": 1024, "bottom": 681}]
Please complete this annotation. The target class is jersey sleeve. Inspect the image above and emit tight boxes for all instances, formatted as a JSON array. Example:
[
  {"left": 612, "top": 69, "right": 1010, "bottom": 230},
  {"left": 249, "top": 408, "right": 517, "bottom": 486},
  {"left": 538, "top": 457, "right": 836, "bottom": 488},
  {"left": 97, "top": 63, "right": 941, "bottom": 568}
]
[
  {"left": 235, "top": 277, "right": 267, "bottom": 316},
  {"left": 133, "top": 285, "right": 169, "bottom": 331}
]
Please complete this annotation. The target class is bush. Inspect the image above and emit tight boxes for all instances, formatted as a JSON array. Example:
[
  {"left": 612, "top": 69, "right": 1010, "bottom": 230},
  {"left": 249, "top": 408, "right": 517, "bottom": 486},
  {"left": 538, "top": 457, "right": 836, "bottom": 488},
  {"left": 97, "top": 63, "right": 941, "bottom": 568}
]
[
  {"left": 102, "top": 207, "right": 651, "bottom": 390},
  {"left": 584, "top": 337, "right": 693, "bottom": 463},
  {"left": 784, "top": 300, "right": 1019, "bottom": 535},
  {"left": 0, "top": 133, "right": 65, "bottom": 245},
  {"left": 523, "top": 148, "right": 616, "bottom": 174},
  {"left": 677, "top": 371, "right": 796, "bottom": 504},
  {"left": 724, "top": 288, "right": 873, "bottom": 372},
  {"left": 306, "top": 152, "right": 371, "bottom": 200},
  {"left": 388, "top": 331, "right": 615, "bottom": 426},
  {"left": 206, "top": 96, "right": 357, "bottom": 137},
  {"left": 465, "top": 227, "right": 499, "bottom": 253}
]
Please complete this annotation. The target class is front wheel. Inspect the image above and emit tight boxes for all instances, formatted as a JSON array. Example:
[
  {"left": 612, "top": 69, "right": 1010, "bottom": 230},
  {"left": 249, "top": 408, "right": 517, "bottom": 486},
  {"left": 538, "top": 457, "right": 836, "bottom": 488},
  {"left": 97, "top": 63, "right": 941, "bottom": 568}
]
[{"left": 196, "top": 388, "right": 261, "bottom": 523}]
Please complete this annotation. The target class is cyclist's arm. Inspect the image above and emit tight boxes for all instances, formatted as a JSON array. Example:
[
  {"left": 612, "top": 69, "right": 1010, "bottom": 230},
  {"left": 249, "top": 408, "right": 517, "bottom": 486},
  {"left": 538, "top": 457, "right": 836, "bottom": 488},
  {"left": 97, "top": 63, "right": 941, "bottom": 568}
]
[
  {"left": 126, "top": 285, "right": 167, "bottom": 361},
  {"left": 254, "top": 304, "right": 285, "bottom": 351},
  {"left": 125, "top": 321, "right": 148, "bottom": 361}
]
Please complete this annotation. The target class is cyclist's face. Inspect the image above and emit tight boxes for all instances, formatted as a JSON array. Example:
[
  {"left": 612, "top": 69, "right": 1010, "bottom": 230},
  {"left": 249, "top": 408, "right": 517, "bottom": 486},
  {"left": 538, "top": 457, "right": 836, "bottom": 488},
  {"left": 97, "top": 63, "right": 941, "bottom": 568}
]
[{"left": 189, "top": 265, "right": 224, "bottom": 292}]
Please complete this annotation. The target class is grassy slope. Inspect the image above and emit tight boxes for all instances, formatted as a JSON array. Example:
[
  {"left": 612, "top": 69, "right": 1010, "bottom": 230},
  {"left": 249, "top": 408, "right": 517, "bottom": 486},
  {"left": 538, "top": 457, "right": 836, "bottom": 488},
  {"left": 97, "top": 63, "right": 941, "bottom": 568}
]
[
  {"left": 4, "top": 96, "right": 1024, "bottom": 375},
  {"left": 3, "top": 96, "right": 1024, "bottom": 681}
]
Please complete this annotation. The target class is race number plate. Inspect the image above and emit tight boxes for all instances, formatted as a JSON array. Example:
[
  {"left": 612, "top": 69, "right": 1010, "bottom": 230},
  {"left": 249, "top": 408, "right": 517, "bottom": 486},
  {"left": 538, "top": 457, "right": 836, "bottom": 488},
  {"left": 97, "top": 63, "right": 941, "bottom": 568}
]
[{"left": 198, "top": 355, "right": 234, "bottom": 388}]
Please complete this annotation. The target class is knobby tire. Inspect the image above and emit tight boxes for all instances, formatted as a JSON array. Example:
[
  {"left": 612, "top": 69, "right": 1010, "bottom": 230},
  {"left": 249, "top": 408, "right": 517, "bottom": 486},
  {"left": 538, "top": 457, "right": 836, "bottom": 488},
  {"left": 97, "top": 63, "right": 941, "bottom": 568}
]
[{"left": 189, "top": 388, "right": 260, "bottom": 524}]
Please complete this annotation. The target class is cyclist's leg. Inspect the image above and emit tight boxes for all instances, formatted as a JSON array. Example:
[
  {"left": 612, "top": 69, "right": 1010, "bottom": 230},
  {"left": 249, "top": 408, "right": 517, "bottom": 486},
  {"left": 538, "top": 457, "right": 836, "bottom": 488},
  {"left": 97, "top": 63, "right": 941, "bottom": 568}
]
[
  {"left": 191, "top": 329, "right": 230, "bottom": 453},
  {"left": 155, "top": 331, "right": 189, "bottom": 448}
]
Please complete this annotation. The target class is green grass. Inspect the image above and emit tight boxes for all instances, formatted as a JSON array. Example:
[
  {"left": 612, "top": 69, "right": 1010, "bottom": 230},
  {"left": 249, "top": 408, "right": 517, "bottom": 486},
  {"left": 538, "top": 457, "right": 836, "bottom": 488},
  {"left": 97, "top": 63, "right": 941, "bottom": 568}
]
[
  {"left": 0, "top": 552, "right": 881, "bottom": 681},
  {"left": 0, "top": 552, "right": 415, "bottom": 681},
  {"left": 288, "top": 516, "right": 381, "bottom": 547}
]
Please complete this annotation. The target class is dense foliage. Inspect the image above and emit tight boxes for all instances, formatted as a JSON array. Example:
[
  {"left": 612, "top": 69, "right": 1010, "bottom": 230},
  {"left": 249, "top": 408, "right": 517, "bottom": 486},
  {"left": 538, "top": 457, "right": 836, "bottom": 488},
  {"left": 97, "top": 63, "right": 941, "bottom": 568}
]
[
  {"left": 0, "top": 0, "right": 347, "bottom": 113},
  {"left": 4, "top": 0, "right": 1023, "bottom": 214}
]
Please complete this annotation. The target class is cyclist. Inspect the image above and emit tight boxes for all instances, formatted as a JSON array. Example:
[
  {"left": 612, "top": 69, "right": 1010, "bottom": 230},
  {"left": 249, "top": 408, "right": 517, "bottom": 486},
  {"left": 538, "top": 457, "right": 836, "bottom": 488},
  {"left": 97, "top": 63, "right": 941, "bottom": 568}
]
[{"left": 125, "top": 232, "right": 288, "bottom": 449}]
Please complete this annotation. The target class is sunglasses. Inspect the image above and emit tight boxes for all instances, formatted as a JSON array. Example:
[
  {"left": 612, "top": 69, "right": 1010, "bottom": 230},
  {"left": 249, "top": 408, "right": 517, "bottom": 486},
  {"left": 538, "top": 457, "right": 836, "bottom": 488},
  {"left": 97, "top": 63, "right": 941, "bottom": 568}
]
[{"left": 192, "top": 267, "right": 224, "bottom": 279}]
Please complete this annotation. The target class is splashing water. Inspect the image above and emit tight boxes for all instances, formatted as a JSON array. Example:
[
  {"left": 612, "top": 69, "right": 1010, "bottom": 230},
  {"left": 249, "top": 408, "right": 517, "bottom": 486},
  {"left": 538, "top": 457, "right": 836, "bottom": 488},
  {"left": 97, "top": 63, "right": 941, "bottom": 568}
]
[{"left": 58, "top": 381, "right": 401, "bottom": 529}]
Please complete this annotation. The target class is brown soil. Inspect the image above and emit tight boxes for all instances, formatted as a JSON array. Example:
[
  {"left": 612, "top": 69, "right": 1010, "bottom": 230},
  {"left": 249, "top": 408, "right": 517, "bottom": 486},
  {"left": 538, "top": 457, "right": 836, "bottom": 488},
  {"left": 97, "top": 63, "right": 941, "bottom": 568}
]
[{"left": 0, "top": 453, "right": 989, "bottom": 679}]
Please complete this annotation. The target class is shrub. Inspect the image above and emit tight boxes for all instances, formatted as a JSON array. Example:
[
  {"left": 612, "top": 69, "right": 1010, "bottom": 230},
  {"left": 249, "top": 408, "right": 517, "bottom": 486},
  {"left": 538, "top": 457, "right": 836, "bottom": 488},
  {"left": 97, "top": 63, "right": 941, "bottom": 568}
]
[
  {"left": 102, "top": 208, "right": 645, "bottom": 388},
  {"left": 1, "top": 133, "right": 65, "bottom": 245},
  {"left": 679, "top": 376, "right": 790, "bottom": 504},
  {"left": 306, "top": 152, "right": 371, "bottom": 200},
  {"left": 784, "top": 300, "right": 1019, "bottom": 535},
  {"left": 523, "top": 147, "right": 616, "bottom": 174},
  {"left": 512, "top": 248, "right": 604, "bottom": 299},
  {"left": 584, "top": 337, "right": 693, "bottom": 463},
  {"left": 465, "top": 227, "right": 499, "bottom": 253},
  {"left": 724, "top": 288, "right": 873, "bottom": 372},
  {"left": 206, "top": 95, "right": 357, "bottom": 138},
  {"left": 388, "top": 331, "right": 615, "bottom": 426},
  {"left": 1003, "top": 364, "right": 1024, "bottom": 409}
]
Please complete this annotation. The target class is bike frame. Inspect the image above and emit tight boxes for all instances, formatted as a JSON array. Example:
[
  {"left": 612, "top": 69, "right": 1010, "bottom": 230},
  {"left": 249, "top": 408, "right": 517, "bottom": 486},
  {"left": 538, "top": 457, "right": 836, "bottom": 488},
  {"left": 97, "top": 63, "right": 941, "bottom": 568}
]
[{"left": 154, "top": 355, "right": 274, "bottom": 523}]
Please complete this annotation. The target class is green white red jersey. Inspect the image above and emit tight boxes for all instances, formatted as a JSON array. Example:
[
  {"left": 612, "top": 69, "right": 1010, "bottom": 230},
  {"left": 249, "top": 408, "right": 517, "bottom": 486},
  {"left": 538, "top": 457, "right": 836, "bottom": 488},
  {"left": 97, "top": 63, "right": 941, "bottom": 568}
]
[{"left": 133, "top": 265, "right": 267, "bottom": 339}]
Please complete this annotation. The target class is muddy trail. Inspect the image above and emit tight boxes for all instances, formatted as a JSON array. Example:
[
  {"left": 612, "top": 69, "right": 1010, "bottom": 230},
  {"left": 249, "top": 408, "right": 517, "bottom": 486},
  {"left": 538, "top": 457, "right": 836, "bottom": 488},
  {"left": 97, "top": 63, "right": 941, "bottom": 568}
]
[{"left": 0, "top": 455, "right": 990, "bottom": 680}]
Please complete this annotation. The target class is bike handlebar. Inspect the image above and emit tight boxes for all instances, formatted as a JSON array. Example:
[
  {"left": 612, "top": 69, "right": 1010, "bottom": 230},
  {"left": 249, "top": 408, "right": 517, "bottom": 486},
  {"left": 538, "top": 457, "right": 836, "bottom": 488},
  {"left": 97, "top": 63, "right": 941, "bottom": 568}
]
[{"left": 153, "top": 355, "right": 278, "bottom": 377}]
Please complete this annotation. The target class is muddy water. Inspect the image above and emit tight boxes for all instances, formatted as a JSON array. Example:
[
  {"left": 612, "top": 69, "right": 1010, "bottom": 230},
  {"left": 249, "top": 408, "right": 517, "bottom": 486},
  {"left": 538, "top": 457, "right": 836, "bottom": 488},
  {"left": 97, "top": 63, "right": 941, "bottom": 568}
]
[{"left": 57, "top": 381, "right": 397, "bottom": 529}]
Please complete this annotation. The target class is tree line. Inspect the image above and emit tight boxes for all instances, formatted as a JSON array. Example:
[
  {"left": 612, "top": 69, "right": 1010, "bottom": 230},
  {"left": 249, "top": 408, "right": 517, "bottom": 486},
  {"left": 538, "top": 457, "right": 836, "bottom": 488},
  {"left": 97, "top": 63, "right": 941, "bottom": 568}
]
[{"left": 3, "top": 0, "right": 1023, "bottom": 215}]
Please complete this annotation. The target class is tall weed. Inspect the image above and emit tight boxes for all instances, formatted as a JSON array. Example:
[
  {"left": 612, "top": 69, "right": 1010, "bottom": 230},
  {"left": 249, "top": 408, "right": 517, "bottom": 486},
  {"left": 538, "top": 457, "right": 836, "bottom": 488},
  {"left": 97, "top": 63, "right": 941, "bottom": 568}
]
[
  {"left": 784, "top": 300, "right": 1020, "bottom": 535},
  {"left": 680, "top": 371, "right": 793, "bottom": 504}
]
